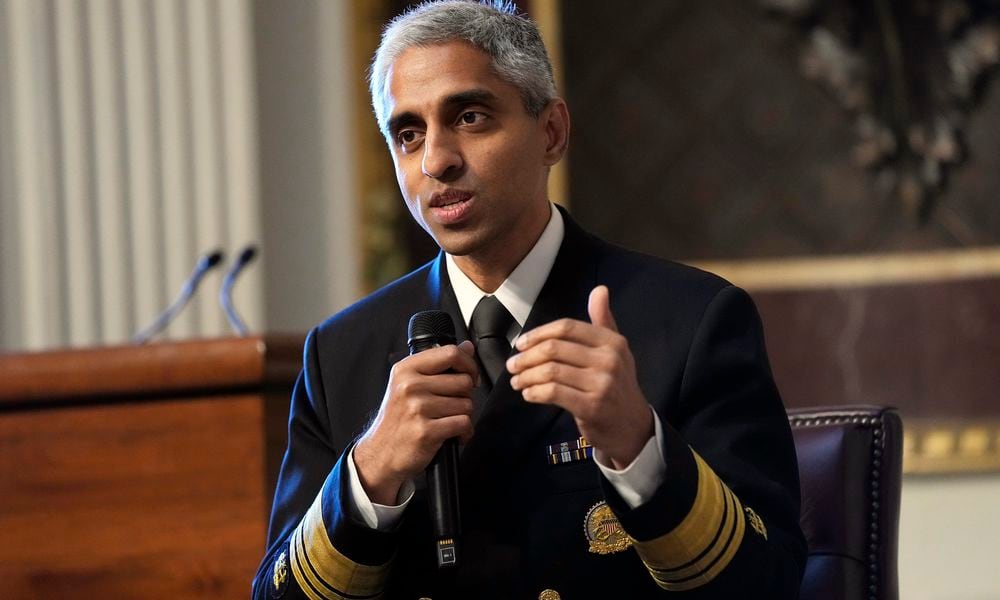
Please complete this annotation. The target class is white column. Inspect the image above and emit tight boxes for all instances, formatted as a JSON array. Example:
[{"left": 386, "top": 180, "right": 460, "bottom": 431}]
[
  {"left": 186, "top": 0, "right": 227, "bottom": 336},
  {"left": 54, "top": 0, "right": 98, "bottom": 346},
  {"left": 121, "top": 0, "right": 164, "bottom": 335},
  {"left": 153, "top": 0, "right": 198, "bottom": 340},
  {"left": 8, "top": 0, "right": 63, "bottom": 349},
  {"left": 87, "top": 0, "right": 131, "bottom": 342},
  {"left": 317, "top": 0, "right": 361, "bottom": 311},
  {"left": 219, "top": 0, "right": 264, "bottom": 331}
]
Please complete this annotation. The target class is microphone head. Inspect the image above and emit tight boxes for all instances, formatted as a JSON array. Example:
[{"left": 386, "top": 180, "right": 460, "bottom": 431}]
[
  {"left": 237, "top": 245, "right": 258, "bottom": 266},
  {"left": 408, "top": 310, "right": 457, "bottom": 354},
  {"left": 200, "top": 250, "right": 225, "bottom": 271}
]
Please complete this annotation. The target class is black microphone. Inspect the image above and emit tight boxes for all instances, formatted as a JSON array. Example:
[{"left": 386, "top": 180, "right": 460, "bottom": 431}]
[
  {"left": 132, "top": 249, "right": 224, "bottom": 344},
  {"left": 408, "top": 310, "right": 462, "bottom": 570},
  {"left": 220, "top": 244, "right": 258, "bottom": 336}
]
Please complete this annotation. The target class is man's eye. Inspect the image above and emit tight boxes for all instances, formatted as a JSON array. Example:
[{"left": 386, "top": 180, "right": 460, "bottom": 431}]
[
  {"left": 459, "top": 111, "right": 484, "bottom": 125},
  {"left": 397, "top": 130, "right": 420, "bottom": 146}
]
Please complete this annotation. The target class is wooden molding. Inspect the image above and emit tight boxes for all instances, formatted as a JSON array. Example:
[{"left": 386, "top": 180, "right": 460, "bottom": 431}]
[
  {"left": 691, "top": 247, "right": 1000, "bottom": 291},
  {"left": 903, "top": 419, "right": 1000, "bottom": 475}
]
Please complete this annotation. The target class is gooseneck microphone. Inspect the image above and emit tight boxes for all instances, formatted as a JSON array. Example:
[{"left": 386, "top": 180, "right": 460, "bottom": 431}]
[
  {"left": 220, "top": 244, "right": 258, "bottom": 336},
  {"left": 132, "top": 249, "right": 224, "bottom": 344},
  {"left": 407, "top": 310, "right": 462, "bottom": 570}
]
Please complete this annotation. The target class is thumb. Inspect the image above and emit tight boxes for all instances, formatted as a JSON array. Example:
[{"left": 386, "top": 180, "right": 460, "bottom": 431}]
[
  {"left": 588, "top": 285, "right": 618, "bottom": 332},
  {"left": 458, "top": 339, "right": 475, "bottom": 356},
  {"left": 457, "top": 340, "right": 480, "bottom": 386}
]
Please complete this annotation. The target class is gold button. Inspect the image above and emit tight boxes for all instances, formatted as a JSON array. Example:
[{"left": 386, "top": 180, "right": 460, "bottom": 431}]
[{"left": 539, "top": 590, "right": 561, "bottom": 600}]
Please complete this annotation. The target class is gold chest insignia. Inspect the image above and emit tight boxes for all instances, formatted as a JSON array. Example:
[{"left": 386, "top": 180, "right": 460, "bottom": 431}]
[
  {"left": 745, "top": 506, "right": 768, "bottom": 540},
  {"left": 584, "top": 501, "right": 633, "bottom": 555},
  {"left": 272, "top": 549, "right": 288, "bottom": 591}
]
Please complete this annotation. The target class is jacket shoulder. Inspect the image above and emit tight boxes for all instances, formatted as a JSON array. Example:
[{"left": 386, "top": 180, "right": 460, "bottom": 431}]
[{"left": 595, "top": 239, "right": 733, "bottom": 306}]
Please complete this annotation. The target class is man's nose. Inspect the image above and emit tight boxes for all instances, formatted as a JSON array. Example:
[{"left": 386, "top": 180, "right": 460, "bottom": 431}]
[{"left": 421, "top": 130, "right": 462, "bottom": 180}]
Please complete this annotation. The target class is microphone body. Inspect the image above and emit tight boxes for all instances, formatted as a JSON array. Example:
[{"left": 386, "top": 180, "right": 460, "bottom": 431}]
[
  {"left": 407, "top": 311, "right": 461, "bottom": 569},
  {"left": 132, "top": 249, "right": 224, "bottom": 344},
  {"left": 220, "top": 244, "right": 258, "bottom": 336}
]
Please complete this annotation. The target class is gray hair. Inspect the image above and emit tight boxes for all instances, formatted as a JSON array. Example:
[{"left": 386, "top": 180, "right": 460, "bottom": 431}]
[{"left": 369, "top": 0, "right": 558, "bottom": 138}]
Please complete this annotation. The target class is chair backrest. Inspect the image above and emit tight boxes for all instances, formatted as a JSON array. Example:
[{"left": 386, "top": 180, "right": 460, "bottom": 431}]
[{"left": 788, "top": 406, "right": 903, "bottom": 600}]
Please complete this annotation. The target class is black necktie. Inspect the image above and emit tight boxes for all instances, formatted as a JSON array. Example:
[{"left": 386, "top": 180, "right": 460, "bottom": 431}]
[{"left": 470, "top": 295, "right": 514, "bottom": 387}]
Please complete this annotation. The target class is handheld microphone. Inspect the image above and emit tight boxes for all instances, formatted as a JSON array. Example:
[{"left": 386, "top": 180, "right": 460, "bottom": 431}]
[
  {"left": 132, "top": 249, "right": 224, "bottom": 344},
  {"left": 220, "top": 244, "right": 258, "bottom": 336},
  {"left": 407, "top": 310, "right": 462, "bottom": 570}
]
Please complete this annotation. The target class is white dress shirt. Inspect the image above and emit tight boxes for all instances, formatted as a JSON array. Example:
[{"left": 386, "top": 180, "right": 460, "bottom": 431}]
[{"left": 347, "top": 204, "right": 667, "bottom": 529}]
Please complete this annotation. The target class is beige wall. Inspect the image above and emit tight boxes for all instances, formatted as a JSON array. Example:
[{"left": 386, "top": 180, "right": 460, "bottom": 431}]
[
  {"left": 899, "top": 474, "right": 1000, "bottom": 599},
  {"left": 253, "top": 0, "right": 360, "bottom": 332}
]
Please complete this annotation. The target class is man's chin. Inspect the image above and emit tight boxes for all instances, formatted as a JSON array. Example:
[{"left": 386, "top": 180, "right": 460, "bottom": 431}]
[{"left": 431, "top": 230, "right": 484, "bottom": 258}]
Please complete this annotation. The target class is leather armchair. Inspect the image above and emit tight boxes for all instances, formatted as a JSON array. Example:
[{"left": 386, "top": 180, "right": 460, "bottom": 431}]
[{"left": 789, "top": 406, "right": 903, "bottom": 600}]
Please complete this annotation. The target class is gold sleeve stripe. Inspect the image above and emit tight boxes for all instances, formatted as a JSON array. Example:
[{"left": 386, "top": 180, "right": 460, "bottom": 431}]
[
  {"left": 650, "top": 477, "right": 734, "bottom": 582},
  {"left": 632, "top": 452, "right": 747, "bottom": 590},
  {"left": 289, "top": 492, "right": 389, "bottom": 600},
  {"left": 651, "top": 479, "right": 746, "bottom": 590}
]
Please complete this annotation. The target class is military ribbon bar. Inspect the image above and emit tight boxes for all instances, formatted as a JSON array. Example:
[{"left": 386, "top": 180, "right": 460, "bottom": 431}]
[{"left": 546, "top": 437, "right": 593, "bottom": 465}]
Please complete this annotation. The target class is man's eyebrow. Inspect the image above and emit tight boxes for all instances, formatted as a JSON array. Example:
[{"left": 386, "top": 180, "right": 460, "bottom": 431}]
[
  {"left": 387, "top": 111, "right": 419, "bottom": 137},
  {"left": 441, "top": 88, "right": 499, "bottom": 108}
]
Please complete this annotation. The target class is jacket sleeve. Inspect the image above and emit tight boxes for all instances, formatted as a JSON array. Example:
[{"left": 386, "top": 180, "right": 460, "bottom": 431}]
[
  {"left": 251, "top": 329, "right": 399, "bottom": 600},
  {"left": 602, "top": 285, "right": 807, "bottom": 597}
]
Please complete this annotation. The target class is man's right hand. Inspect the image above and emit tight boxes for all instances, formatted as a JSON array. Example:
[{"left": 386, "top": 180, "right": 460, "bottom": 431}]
[{"left": 354, "top": 340, "right": 478, "bottom": 505}]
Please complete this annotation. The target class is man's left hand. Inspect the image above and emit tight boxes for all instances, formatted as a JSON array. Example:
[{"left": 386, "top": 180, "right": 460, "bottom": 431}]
[{"left": 507, "top": 285, "right": 653, "bottom": 469}]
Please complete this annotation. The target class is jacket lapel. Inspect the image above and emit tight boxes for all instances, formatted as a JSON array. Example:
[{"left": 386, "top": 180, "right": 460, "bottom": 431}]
[
  {"left": 463, "top": 211, "right": 601, "bottom": 469},
  {"left": 385, "top": 254, "right": 469, "bottom": 368}
]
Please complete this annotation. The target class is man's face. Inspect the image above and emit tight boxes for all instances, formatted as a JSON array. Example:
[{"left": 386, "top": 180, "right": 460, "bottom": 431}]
[{"left": 383, "top": 41, "right": 559, "bottom": 267}]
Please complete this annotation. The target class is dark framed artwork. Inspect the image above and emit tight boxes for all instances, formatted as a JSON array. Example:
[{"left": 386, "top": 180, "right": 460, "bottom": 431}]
[{"left": 559, "top": 0, "right": 1000, "bottom": 474}]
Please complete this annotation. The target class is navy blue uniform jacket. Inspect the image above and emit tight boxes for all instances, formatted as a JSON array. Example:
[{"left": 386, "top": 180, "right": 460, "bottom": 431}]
[{"left": 253, "top": 211, "right": 806, "bottom": 599}]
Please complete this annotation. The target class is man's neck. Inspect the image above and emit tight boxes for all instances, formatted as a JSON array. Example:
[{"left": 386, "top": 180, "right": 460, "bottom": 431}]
[{"left": 452, "top": 254, "right": 514, "bottom": 294}]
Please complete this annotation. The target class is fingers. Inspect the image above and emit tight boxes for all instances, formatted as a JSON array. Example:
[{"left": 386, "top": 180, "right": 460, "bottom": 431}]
[
  {"left": 521, "top": 382, "right": 584, "bottom": 410},
  {"left": 587, "top": 285, "right": 618, "bottom": 332},
  {"left": 507, "top": 286, "right": 633, "bottom": 423},
  {"left": 507, "top": 338, "right": 609, "bottom": 374},
  {"left": 415, "top": 394, "right": 474, "bottom": 420},
  {"left": 509, "top": 360, "right": 590, "bottom": 393},
  {"left": 430, "top": 372, "right": 477, "bottom": 398},
  {"left": 426, "top": 414, "right": 475, "bottom": 445},
  {"left": 390, "top": 365, "right": 475, "bottom": 398},
  {"left": 509, "top": 355, "right": 613, "bottom": 418},
  {"left": 358, "top": 342, "right": 479, "bottom": 500},
  {"left": 406, "top": 343, "right": 479, "bottom": 379},
  {"left": 515, "top": 318, "right": 617, "bottom": 353},
  {"left": 514, "top": 287, "right": 622, "bottom": 352}
]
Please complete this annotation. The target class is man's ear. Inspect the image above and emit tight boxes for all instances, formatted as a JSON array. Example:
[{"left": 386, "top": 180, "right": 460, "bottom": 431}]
[{"left": 541, "top": 98, "right": 570, "bottom": 166}]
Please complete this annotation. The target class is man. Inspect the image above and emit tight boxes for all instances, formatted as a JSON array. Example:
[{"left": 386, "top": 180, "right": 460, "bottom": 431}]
[{"left": 253, "top": 1, "right": 805, "bottom": 598}]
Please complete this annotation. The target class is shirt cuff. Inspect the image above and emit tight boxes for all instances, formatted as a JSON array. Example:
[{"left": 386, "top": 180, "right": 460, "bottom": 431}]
[
  {"left": 345, "top": 446, "right": 415, "bottom": 530},
  {"left": 594, "top": 406, "right": 667, "bottom": 509}
]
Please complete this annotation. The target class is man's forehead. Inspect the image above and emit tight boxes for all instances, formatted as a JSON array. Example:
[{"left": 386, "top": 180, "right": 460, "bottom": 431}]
[{"left": 383, "top": 42, "right": 502, "bottom": 113}]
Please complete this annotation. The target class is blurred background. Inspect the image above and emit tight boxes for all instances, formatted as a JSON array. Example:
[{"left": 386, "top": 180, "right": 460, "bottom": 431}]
[{"left": 1, "top": 0, "right": 998, "bottom": 598}]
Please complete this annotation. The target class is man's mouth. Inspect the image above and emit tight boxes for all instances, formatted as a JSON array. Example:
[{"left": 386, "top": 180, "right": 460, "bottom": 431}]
[
  {"left": 429, "top": 190, "right": 473, "bottom": 208},
  {"left": 428, "top": 190, "right": 474, "bottom": 225}
]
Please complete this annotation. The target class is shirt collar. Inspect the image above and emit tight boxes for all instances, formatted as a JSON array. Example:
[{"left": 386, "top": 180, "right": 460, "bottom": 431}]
[{"left": 446, "top": 203, "right": 564, "bottom": 329}]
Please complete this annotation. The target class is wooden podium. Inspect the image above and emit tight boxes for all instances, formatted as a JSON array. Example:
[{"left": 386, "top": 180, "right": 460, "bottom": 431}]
[{"left": 0, "top": 335, "right": 304, "bottom": 599}]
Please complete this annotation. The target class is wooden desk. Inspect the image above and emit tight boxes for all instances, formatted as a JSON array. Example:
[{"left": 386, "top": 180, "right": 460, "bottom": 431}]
[{"left": 0, "top": 336, "right": 302, "bottom": 599}]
